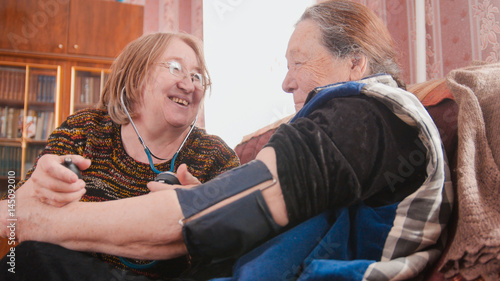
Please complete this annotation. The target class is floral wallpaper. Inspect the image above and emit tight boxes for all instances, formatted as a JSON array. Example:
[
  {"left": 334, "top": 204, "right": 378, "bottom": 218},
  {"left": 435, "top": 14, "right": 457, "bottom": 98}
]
[
  {"left": 320, "top": 0, "right": 500, "bottom": 84},
  {"left": 141, "top": 0, "right": 203, "bottom": 38},
  {"left": 472, "top": 0, "right": 500, "bottom": 63},
  {"left": 424, "top": 0, "right": 500, "bottom": 79}
]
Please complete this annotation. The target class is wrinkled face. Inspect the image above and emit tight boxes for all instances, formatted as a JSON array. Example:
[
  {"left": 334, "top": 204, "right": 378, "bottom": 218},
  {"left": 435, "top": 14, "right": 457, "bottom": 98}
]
[
  {"left": 139, "top": 38, "right": 204, "bottom": 130},
  {"left": 282, "top": 19, "right": 353, "bottom": 111}
]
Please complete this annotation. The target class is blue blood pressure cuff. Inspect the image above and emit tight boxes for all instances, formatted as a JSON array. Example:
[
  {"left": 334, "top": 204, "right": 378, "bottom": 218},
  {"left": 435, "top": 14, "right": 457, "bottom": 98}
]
[{"left": 175, "top": 160, "right": 282, "bottom": 261}]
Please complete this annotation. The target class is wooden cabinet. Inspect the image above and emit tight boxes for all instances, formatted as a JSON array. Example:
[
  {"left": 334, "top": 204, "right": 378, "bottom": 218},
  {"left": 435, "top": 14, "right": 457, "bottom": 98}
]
[
  {"left": 0, "top": 0, "right": 143, "bottom": 58},
  {"left": 0, "top": 0, "right": 70, "bottom": 54},
  {"left": 67, "top": 0, "right": 144, "bottom": 58},
  {"left": 0, "top": 0, "right": 144, "bottom": 195}
]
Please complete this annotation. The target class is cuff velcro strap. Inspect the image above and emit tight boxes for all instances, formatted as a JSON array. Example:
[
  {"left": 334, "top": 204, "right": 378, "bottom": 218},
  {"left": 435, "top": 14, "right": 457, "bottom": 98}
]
[{"left": 182, "top": 190, "right": 281, "bottom": 260}]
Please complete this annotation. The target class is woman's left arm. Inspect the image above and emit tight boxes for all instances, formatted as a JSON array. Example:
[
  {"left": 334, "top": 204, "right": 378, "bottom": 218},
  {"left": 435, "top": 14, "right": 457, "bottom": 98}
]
[
  {"left": 0, "top": 147, "right": 287, "bottom": 261},
  {"left": 2, "top": 186, "right": 187, "bottom": 260}
]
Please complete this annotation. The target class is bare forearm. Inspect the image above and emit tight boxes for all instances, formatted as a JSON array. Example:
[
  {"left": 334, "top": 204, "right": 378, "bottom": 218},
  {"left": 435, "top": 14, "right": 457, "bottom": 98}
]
[
  {"left": 17, "top": 189, "right": 186, "bottom": 260},
  {"left": 256, "top": 147, "right": 289, "bottom": 226},
  {"left": 4, "top": 147, "right": 288, "bottom": 261}
]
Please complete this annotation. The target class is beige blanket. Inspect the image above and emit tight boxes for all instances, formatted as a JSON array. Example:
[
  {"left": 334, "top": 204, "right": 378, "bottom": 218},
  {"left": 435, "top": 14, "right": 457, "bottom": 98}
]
[{"left": 440, "top": 62, "right": 500, "bottom": 280}]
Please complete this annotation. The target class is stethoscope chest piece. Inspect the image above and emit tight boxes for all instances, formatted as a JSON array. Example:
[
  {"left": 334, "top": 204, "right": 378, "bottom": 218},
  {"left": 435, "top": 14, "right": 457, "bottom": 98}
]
[{"left": 155, "top": 171, "right": 180, "bottom": 184}]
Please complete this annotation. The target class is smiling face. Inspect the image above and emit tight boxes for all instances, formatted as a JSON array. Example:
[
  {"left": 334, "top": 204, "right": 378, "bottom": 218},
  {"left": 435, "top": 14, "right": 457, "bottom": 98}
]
[
  {"left": 138, "top": 38, "right": 204, "bottom": 131},
  {"left": 282, "top": 19, "right": 357, "bottom": 111}
]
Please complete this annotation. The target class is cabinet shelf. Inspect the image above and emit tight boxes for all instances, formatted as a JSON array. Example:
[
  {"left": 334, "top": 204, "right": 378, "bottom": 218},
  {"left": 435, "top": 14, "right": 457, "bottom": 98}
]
[
  {"left": 0, "top": 138, "right": 22, "bottom": 144},
  {"left": 0, "top": 99, "right": 24, "bottom": 107},
  {"left": 25, "top": 139, "right": 48, "bottom": 145}
]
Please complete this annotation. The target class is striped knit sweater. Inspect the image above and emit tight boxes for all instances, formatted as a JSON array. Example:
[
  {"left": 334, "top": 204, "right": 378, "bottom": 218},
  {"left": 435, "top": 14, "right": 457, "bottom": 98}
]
[{"left": 18, "top": 108, "right": 240, "bottom": 279}]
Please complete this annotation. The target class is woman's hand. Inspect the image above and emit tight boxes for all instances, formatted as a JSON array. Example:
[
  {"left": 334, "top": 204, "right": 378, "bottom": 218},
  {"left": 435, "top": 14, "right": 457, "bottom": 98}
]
[
  {"left": 27, "top": 154, "right": 91, "bottom": 207},
  {"left": 147, "top": 164, "right": 200, "bottom": 192}
]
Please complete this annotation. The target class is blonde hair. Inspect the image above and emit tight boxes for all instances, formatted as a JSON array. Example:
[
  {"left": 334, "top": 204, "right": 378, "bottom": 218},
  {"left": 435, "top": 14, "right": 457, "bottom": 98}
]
[{"left": 99, "top": 32, "right": 211, "bottom": 124}]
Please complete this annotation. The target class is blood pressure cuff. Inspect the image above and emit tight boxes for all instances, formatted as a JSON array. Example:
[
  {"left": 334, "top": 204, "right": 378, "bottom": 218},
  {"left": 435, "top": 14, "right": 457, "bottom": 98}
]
[{"left": 175, "top": 160, "right": 282, "bottom": 261}]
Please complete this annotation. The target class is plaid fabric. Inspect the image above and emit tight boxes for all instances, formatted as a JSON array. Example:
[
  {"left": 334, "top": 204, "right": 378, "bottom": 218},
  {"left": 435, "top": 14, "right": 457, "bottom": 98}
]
[{"left": 360, "top": 76, "right": 454, "bottom": 280}]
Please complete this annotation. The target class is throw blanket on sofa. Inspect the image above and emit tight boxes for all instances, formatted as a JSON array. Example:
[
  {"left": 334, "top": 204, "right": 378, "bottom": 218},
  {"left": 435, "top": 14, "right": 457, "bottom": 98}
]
[{"left": 440, "top": 63, "right": 500, "bottom": 281}]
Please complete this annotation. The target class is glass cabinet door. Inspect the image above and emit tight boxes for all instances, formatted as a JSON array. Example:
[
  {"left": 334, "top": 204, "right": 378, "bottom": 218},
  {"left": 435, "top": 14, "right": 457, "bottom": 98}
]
[
  {"left": 0, "top": 65, "right": 25, "bottom": 140},
  {"left": 23, "top": 65, "right": 60, "bottom": 176},
  {"left": 0, "top": 62, "right": 60, "bottom": 184},
  {"left": 25, "top": 66, "right": 59, "bottom": 141},
  {"left": 0, "top": 64, "right": 27, "bottom": 181},
  {"left": 71, "top": 66, "right": 110, "bottom": 113},
  {"left": 0, "top": 143, "right": 22, "bottom": 181}
]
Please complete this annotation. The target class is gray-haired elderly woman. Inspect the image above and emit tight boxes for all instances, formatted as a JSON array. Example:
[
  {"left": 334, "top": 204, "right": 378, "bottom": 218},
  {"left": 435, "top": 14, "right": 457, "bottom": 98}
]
[{"left": 1, "top": 1, "right": 451, "bottom": 280}]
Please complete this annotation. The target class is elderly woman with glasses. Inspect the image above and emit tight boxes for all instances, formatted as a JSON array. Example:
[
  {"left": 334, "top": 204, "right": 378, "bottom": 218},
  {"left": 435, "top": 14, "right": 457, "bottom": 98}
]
[
  {"left": 4, "top": 32, "right": 239, "bottom": 280},
  {"left": 1, "top": 1, "right": 452, "bottom": 280}
]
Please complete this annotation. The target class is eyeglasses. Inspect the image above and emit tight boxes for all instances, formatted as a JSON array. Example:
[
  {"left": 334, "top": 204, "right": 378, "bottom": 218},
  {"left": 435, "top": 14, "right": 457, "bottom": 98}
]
[{"left": 158, "top": 60, "right": 205, "bottom": 90}]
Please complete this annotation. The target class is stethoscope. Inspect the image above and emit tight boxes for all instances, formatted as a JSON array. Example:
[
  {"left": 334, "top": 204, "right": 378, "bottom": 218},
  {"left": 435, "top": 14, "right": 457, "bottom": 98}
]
[
  {"left": 120, "top": 87, "right": 196, "bottom": 174},
  {"left": 119, "top": 87, "right": 196, "bottom": 269}
]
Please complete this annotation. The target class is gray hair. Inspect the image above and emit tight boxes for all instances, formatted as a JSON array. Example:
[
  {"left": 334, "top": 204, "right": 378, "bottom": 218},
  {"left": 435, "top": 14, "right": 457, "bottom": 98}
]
[{"left": 299, "top": 0, "right": 405, "bottom": 88}]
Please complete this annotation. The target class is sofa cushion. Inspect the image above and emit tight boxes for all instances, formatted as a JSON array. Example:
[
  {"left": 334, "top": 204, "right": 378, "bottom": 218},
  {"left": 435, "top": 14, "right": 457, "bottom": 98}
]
[
  {"left": 408, "top": 79, "right": 458, "bottom": 164},
  {"left": 235, "top": 115, "right": 293, "bottom": 164}
]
